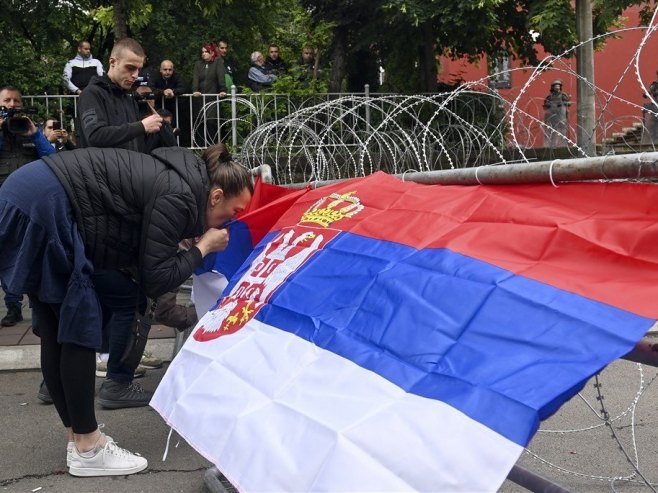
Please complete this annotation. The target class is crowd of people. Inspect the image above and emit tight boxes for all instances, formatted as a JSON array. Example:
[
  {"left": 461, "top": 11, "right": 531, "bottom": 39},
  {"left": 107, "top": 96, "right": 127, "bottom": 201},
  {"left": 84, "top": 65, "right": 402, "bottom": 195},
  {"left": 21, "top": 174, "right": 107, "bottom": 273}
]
[
  {"left": 0, "top": 37, "right": 255, "bottom": 478},
  {"left": 62, "top": 38, "right": 316, "bottom": 97},
  {"left": 50, "top": 38, "right": 317, "bottom": 148}
]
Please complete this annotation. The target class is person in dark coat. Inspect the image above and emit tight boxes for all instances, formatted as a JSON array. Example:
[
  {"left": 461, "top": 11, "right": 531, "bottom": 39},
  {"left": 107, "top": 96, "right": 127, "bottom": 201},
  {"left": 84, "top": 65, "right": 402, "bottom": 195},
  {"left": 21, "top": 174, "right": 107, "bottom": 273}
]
[
  {"left": 0, "top": 144, "right": 253, "bottom": 478},
  {"left": 151, "top": 60, "right": 185, "bottom": 119},
  {"left": 192, "top": 43, "right": 227, "bottom": 146},
  {"left": 77, "top": 38, "right": 176, "bottom": 153},
  {"left": 264, "top": 44, "right": 288, "bottom": 76}
]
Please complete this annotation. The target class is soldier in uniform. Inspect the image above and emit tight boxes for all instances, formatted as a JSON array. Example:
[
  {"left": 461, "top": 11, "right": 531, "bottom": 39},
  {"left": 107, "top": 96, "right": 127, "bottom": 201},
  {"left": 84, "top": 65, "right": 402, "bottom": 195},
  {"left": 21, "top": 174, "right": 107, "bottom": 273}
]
[{"left": 543, "top": 79, "right": 571, "bottom": 148}]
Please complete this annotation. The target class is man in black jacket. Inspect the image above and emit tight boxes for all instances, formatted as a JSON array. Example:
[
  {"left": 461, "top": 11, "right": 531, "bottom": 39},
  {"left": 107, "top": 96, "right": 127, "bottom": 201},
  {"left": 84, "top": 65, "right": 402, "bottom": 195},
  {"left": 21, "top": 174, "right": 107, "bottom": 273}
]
[
  {"left": 151, "top": 60, "right": 185, "bottom": 107},
  {"left": 77, "top": 38, "right": 177, "bottom": 409},
  {"left": 264, "top": 44, "right": 288, "bottom": 76},
  {"left": 78, "top": 37, "right": 176, "bottom": 153},
  {"left": 151, "top": 60, "right": 186, "bottom": 133}
]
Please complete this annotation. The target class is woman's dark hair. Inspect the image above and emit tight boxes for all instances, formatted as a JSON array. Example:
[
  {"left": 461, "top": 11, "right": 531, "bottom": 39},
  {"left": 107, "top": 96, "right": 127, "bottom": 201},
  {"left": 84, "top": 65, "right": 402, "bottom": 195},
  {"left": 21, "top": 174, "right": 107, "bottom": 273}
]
[{"left": 202, "top": 144, "right": 253, "bottom": 198}]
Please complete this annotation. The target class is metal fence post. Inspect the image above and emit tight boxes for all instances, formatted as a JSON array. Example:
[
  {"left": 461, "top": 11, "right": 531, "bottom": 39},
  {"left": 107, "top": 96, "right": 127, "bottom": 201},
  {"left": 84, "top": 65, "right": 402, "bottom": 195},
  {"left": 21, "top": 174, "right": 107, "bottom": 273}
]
[
  {"left": 231, "top": 85, "right": 238, "bottom": 148},
  {"left": 365, "top": 84, "right": 371, "bottom": 132}
]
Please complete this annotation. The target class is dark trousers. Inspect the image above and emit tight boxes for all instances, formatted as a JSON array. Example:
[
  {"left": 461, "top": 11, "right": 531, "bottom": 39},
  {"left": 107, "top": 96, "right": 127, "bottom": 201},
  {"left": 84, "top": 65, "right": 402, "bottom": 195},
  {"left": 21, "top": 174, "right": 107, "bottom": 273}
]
[
  {"left": 31, "top": 296, "right": 97, "bottom": 434},
  {"left": 92, "top": 270, "right": 146, "bottom": 383},
  {"left": 1, "top": 277, "right": 22, "bottom": 308}
]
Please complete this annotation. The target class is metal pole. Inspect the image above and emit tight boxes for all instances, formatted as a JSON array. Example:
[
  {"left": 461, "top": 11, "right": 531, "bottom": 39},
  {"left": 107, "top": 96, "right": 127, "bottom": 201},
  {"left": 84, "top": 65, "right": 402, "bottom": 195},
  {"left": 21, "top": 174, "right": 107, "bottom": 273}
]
[
  {"left": 406, "top": 152, "right": 658, "bottom": 186},
  {"left": 285, "top": 152, "right": 658, "bottom": 188},
  {"left": 507, "top": 465, "right": 571, "bottom": 493},
  {"left": 576, "top": 0, "right": 596, "bottom": 156},
  {"left": 231, "top": 85, "right": 238, "bottom": 148},
  {"left": 622, "top": 337, "right": 658, "bottom": 367},
  {"left": 365, "top": 84, "right": 371, "bottom": 133}
]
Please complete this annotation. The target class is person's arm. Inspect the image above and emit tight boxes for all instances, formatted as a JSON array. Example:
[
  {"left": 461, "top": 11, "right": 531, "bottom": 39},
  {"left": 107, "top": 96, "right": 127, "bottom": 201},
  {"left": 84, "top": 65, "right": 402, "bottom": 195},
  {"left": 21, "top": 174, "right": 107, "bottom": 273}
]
[
  {"left": 78, "top": 86, "right": 144, "bottom": 147},
  {"left": 140, "top": 192, "right": 204, "bottom": 297},
  {"left": 31, "top": 129, "right": 56, "bottom": 157},
  {"left": 63, "top": 60, "right": 79, "bottom": 94},
  {"left": 95, "top": 59, "right": 105, "bottom": 76},
  {"left": 154, "top": 290, "right": 198, "bottom": 330},
  {"left": 248, "top": 67, "right": 277, "bottom": 85},
  {"left": 140, "top": 190, "right": 233, "bottom": 298}
]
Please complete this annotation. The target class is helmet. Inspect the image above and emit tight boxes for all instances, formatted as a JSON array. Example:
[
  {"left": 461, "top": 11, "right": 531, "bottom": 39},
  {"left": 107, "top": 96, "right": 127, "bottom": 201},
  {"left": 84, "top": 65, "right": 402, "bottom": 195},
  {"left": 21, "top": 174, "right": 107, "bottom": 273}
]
[{"left": 551, "top": 79, "right": 563, "bottom": 87}]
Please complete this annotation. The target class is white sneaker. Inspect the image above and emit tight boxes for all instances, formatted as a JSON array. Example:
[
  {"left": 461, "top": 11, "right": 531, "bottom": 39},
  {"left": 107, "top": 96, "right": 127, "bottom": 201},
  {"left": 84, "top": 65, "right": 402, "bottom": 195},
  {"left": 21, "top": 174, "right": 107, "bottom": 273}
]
[
  {"left": 67, "top": 441, "right": 73, "bottom": 467},
  {"left": 67, "top": 435, "right": 114, "bottom": 467},
  {"left": 68, "top": 437, "right": 147, "bottom": 477}
]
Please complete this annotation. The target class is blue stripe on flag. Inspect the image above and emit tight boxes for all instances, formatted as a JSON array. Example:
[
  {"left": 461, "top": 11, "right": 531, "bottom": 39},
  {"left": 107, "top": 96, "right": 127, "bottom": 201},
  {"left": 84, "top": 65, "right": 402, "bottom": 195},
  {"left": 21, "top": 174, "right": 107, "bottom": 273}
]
[
  {"left": 226, "top": 231, "right": 653, "bottom": 445},
  {"left": 194, "top": 221, "right": 254, "bottom": 278}
]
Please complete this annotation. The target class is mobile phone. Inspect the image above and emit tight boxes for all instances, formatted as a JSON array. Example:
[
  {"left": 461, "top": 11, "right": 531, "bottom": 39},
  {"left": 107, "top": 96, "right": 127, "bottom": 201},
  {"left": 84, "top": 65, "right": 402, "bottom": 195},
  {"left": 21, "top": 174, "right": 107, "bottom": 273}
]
[{"left": 52, "top": 120, "right": 61, "bottom": 130}]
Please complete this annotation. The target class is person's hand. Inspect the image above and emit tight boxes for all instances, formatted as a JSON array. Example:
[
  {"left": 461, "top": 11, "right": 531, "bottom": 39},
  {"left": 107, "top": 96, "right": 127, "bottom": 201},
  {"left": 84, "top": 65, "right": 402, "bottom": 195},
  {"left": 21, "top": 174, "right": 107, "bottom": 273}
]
[
  {"left": 164, "top": 89, "right": 175, "bottom": 98},
  {"left": 23, "top": 117, "right": 37, "bottom": 136},
  {"left": 56, "top": 129, "right": 69, "bottom": 142},
  {"left": 141, "top": 113, "right": 163, "bottom": 134},
  {"left": 193, "top": 91, "right": 202, "bottom": 97},
  {"left": 195, "top": 228, "right": 230, "bottom": 256}
]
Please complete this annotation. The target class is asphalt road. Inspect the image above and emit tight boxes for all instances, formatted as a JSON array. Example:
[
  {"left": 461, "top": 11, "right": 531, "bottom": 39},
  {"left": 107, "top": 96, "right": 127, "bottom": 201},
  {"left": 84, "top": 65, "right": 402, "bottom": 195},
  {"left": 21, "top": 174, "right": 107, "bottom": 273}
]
[{"left": 2, "top": 357, "right": 658, "bottom": 492}]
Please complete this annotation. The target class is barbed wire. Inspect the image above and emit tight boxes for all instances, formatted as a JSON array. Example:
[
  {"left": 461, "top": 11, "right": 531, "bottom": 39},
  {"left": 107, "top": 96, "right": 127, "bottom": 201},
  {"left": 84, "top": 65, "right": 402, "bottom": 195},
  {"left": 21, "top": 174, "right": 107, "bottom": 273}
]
[{"left": 181, "top": 21, "right": 658, "bottom": 184}]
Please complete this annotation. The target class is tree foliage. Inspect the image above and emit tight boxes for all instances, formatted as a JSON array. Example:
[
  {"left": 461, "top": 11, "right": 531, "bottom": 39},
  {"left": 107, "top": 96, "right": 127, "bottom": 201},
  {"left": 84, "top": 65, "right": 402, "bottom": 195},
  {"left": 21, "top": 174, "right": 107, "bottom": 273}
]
[{"left": 0, "top": 0, "right": 655, "bottom": 95}]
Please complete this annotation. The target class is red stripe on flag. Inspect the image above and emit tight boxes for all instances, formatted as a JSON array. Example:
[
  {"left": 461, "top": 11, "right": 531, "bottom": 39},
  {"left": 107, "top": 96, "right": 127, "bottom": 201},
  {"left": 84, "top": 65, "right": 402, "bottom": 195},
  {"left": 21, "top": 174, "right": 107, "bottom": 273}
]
[{"left": 272, "top": 172, "right": 658, "bottom": 319}]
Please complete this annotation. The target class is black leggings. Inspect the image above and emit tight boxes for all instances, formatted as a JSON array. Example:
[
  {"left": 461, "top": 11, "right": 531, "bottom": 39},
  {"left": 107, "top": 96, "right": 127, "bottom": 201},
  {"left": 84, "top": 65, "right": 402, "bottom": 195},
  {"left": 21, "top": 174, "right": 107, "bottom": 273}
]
[{"left": 31, "top": 296, "right": 97, "bottom": 434}]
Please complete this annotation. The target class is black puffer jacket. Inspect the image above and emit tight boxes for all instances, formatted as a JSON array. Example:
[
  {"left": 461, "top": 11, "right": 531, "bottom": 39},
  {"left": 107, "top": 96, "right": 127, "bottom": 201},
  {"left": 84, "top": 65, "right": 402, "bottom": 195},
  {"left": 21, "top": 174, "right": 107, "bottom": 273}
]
[{"left": 44, "top": 146, "right": 209, "bottom": 298}]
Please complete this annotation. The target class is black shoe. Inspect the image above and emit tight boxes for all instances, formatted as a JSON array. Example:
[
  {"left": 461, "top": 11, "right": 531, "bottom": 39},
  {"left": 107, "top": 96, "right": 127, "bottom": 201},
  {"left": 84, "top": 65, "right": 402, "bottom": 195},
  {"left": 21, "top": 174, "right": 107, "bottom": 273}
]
[
  {"left": 1, "top": 304, "right": 23, "bottom": 327},
  {"left": 37, "top": 380, "right": 53, "bottom": 404},
  {"left": 98, "top": 379, "right": 153, "bottom": 409}
]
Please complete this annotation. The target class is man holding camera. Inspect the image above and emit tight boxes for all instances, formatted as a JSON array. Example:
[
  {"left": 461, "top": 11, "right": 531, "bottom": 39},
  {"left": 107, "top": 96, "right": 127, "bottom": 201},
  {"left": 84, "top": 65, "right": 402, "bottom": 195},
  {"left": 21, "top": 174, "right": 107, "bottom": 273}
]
[{"left": 0, "top": 86, "right": 54, "bottom": 327}]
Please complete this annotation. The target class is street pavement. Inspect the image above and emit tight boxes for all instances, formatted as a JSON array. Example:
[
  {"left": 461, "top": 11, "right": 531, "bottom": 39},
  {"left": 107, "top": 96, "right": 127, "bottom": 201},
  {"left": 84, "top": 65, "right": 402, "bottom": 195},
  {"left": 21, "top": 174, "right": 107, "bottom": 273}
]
[{"left": 0, "top": 366, "right": 216, "bottom": 493}]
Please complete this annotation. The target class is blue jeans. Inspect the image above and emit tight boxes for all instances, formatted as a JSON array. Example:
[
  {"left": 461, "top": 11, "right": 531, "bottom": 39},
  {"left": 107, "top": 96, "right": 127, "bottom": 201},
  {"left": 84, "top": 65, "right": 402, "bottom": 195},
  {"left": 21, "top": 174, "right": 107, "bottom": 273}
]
[
  {"left": 92, "top": 270, "right": 146, "bottom": 383},
  {"left": 1, "top": 277, "right": 23, "bottom": 309}
]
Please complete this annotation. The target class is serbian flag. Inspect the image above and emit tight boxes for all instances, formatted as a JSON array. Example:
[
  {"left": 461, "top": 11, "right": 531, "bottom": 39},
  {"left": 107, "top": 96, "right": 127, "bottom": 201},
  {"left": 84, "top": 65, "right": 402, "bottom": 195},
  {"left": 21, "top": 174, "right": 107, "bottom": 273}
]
[
  {"left": 192, "top": 178, "right": 307, "bottom": 315},
  {"left": 152, "top": 172, "right": 658, "bottom": 492}
]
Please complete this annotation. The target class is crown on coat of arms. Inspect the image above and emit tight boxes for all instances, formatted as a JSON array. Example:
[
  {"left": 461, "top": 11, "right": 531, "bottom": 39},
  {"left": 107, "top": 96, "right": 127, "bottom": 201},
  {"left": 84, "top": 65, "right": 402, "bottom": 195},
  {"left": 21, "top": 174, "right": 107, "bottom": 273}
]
[{"left": 300, "top": 191, "right": 364, "bottom": 228}]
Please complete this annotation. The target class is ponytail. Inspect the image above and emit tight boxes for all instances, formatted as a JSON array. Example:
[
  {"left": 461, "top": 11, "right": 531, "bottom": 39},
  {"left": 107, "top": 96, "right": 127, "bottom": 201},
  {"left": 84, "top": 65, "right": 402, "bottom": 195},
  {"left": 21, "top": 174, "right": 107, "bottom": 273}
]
[{"left": 202, "top": 144, "right": 253, "bottom": 198}]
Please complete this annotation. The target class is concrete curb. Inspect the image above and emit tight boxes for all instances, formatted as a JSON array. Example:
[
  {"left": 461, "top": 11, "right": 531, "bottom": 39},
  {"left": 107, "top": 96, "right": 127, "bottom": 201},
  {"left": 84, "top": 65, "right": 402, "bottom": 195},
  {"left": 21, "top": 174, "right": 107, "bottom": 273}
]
[{"left": 0, "top": 338, "right": 176, "bottom": 372}]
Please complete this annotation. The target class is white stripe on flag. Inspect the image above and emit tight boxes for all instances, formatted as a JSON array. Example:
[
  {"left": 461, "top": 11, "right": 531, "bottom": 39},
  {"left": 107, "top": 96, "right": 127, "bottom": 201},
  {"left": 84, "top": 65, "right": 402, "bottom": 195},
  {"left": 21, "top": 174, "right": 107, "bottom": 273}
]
[
  {"left": 190, "top": 272, "right": 228, "bottom": 320},
  {"left": 153, "top": 317, "right": 523, "bottom": 492}
]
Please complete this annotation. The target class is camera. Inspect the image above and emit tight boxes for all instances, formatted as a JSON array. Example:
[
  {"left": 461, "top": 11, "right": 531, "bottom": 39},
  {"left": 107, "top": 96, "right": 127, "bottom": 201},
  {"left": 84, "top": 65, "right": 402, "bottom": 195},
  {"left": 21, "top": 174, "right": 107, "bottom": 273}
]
[
  {"left": 133, "top": 91, "right": 156, "bottom": 102},
  {"left": 132, "top": 76, "right": 150, "bottom": 88},
  {"left": 52, "top": 120, "right": 61, "bottom": 131},
  {"left": 0, "top": 106, "right": 37, "bottom": 134}
]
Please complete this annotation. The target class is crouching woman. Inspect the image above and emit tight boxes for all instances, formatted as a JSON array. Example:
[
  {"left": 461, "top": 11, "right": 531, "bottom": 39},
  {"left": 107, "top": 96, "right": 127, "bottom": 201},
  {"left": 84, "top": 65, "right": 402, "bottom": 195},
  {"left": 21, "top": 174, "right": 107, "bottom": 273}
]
[{"left": 0, "top": 145, "right": 252, "bottom": 477}]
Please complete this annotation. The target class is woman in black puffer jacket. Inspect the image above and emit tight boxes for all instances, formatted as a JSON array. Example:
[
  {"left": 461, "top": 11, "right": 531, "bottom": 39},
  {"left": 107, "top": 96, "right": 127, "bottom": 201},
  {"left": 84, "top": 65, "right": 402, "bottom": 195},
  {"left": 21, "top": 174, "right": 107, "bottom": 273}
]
[{"left": 0, "top": 144, "right": 252, "bottom": 477}]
